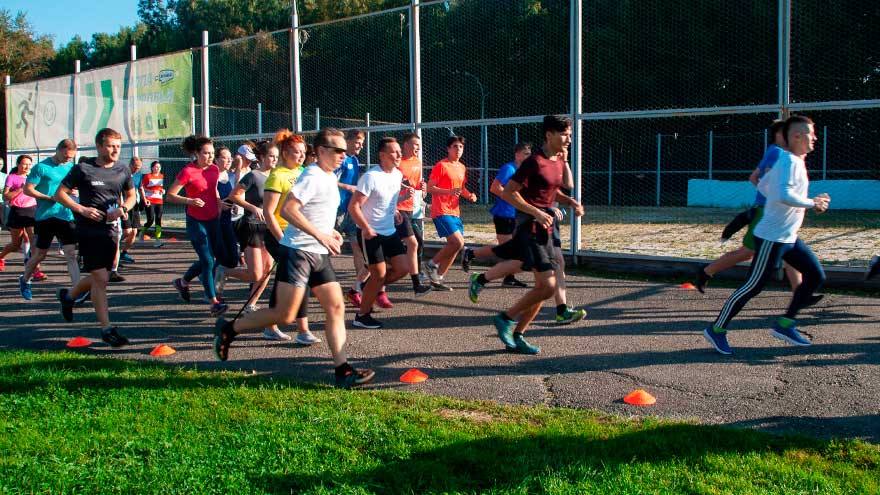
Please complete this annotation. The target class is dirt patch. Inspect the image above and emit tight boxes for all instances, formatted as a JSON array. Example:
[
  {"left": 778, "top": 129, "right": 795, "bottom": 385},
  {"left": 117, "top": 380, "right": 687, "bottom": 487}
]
[{"left": 436, "top": 408, "right": 499, "bottom": 423}]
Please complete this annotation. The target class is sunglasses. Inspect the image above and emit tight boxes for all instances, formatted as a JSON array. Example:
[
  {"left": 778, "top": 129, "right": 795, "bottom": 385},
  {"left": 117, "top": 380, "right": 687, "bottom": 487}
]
[{"left": 318, "top": 144, "right": 347, "bottom": 153}]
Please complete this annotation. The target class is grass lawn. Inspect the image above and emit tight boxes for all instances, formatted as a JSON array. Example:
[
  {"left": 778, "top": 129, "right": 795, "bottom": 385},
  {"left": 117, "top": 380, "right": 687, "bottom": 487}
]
[{"left": 1, "top": 351, "right": 877, "bottom": 494}]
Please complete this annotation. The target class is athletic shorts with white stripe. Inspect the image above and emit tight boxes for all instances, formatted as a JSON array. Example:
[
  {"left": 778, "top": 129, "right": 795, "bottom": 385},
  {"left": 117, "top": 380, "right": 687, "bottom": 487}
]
[{"left": 713, "top": 236, "right": 825, "bottom": 330}]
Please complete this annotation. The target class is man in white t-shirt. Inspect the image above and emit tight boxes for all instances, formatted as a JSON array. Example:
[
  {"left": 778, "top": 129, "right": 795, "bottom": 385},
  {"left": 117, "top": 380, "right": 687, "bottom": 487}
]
[
  {"left": 348, "top": 137, "right": 431, "bottom": 330},
  {"left": 214, "top": 128, "right": 375, "bottom": 389}
]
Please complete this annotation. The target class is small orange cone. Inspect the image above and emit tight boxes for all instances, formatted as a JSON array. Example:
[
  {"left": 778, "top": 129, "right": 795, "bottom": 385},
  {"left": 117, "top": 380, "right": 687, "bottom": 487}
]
[
  {"left": 66, "top": 336, "right": 92, "bottom": 348},
  {"left": 143, "top": 234, "right": 152, "bottom": 240},
  {"left": 680, "top": 282, "right": 696, "bottom": 290},
  {"left": 168, "top": 237, "right": 178, "bottom": 242},
  {"left": 400, "top": 368, "right": 428, "bottom": 383},
  {"left": 623, "top": 389, "right": 656, "bottom": 406},
  {"left": 149, "top": 344, "right": 176, "bottom": 357}
]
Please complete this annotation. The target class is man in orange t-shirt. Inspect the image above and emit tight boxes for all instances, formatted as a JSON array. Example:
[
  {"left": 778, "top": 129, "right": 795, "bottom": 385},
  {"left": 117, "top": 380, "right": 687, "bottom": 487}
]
[
  {"left": 424, "top": 135, "right": 477, "bottom": 290},
  {"left": 395, "top": 133, "right": 430, "bottom": 291}
]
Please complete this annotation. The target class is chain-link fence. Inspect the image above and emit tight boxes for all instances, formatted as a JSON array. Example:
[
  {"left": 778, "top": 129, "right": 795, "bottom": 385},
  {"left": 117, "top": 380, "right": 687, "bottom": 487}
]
[{"left": 5, "top": 0, "right": 880, "bottom": 266}]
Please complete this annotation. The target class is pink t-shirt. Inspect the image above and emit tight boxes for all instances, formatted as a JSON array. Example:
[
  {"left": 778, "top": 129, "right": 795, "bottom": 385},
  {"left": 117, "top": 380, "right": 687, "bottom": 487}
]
[
  {"left": 175, "top": 163, "right": 220, "bottom": 221},
  {"left": 5, "top": 173, "right": 37, "bottom": 208}
]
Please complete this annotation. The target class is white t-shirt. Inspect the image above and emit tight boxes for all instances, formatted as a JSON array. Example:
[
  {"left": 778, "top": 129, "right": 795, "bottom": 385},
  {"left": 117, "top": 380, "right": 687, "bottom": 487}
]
[
  {"left": 755, "top": 151, "right": 815, "bottom": 244},
  {"left": 280, "top": 165, "right": 341, "bottom": 254},
  {"left": 356, "top": 165, "right": 402, "bottom": 236}
]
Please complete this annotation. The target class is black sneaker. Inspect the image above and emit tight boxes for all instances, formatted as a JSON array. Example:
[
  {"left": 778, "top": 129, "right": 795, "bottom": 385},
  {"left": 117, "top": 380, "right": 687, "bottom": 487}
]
[
  {"left": 213, "top": 317, "right": 236, "bottom": 361},
  {"left": 109, "top": 271, "right": 126, "bottom": 283},
  {"left": 353, "top": 313, "right": 383, "bottom": 329},
  {"left": 461, "top": 248, "right": 475, "bottom": 272},
  {"left": 502, "top": 276, "right": 528, "bottom": 288},
  {"left": 74, "top": 290, "right": 91, "bottom": 307},
  {"left": 694, "top": 265, "right": 711, "bottom": 294},
  {"left": 413, "top": 284, "right": 433, "bottom": 297},
  {"left": 335, "top": 368, "right": 376, "bottom": 389},
  {"left": 210, "top": 302, "right": 229, "bottom": 317},
  {"left": 101, "top": 327, "right": 130, "bottom": 348},
  {"left": 866, "top": 256, "right": 880, "bottom": 281},
  {"left": 173, "top": 278, "right": 191, "bottom": 302},
  {"left": 58, "top": 288, "right": 75, "bottom": 322},
  {"left": 803, "top": 294, "right": 824, "bottom": 308},
  {"left": 430, "top": 281, "right": 453, "bottom": 292}
]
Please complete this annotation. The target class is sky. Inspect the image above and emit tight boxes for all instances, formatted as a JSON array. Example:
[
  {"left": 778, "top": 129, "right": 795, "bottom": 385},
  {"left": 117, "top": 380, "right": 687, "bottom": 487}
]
[{"left": 4, "top": 0, "right": 140, "bottom": 48}]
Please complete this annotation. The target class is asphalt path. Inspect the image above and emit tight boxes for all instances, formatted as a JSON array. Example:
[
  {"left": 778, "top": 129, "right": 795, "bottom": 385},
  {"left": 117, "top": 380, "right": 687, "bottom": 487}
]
[{"left": 1, "top": 234, "right": 878, "bottom": 442}]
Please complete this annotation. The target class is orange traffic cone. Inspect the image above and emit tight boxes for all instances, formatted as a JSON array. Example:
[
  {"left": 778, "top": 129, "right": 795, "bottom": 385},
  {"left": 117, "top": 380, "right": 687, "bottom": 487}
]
[
  {"left": 400, "top": 368, "right": 428, "bottom": 383},
  {"left": 149, "top": 344, "right": 176, "bottom": 357},
  {"left": 680, "top": 282, "right": 696, "bottom": 290},
  {"left": 623, "top": 389, "right": 656, "bottom": 406},
  {"left": 66, "top": 336, "right": 92, "bottom": 348},
  {"left": 168, "top": 237, "right": 178, "bottom": 242},
  {"left": 143, "top": 234, "right": 152, "bottom": 240}
]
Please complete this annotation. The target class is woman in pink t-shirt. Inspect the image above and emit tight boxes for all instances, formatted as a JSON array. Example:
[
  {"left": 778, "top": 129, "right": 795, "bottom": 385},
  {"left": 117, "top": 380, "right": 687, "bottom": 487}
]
[
  {"left": 165, "top": 135, "right": 228, "bottom": 316},
  {"left": 0, "top": 155, "right": 39, "bottom": 272}
]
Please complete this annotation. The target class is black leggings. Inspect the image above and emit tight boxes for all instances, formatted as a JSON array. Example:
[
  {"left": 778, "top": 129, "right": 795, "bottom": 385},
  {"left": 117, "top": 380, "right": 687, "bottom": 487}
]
[{"left": 143, "top": 204, "right": 163, "bottom": 230}]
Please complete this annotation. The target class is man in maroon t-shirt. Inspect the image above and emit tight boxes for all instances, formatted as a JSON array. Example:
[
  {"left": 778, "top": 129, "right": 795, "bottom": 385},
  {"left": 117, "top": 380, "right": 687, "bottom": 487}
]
[{"left": 472, "top": 115, "right": 584, "bottom": 354}]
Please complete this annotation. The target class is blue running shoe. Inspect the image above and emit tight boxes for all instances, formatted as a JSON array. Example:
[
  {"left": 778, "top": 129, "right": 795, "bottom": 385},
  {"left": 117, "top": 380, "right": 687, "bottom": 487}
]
[
  {"left": 770, "top": 322, "right": 811, "bottom": 346},
  {"left": 493, "top": 313, "right": 516, "bottom": 349},
  {"left": 468, "top": 273, "right": 484, "bottom": 303},
  {"left": 513, "top": 333, "right": 540, "bottom": 354},
  {"left": 19, "top": 275, "right": 32, "bottom": 301},
  {"left": 703, "top": 327, "right": 733, "bottom": 355}
]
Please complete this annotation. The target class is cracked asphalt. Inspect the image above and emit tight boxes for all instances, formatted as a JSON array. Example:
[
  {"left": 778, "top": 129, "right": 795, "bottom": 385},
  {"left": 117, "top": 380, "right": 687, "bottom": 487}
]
[{"left": 1, "top": 233, "right": 878, "bottom": 442}]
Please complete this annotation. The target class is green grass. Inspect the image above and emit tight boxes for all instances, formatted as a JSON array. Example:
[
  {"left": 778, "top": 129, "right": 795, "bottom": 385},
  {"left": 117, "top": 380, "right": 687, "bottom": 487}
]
[{"left": 1, "top": 351, "right": 877, "bottom": 494}]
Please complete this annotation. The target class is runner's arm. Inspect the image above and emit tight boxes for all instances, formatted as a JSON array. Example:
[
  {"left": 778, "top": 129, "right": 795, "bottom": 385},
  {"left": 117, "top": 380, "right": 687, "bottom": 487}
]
[
  {"left": 502, "top": 179, "right": 552, "bottom": 226},
  {"left": 165, "top": 180, "right": 193, "bottom": 205},
  {"left": 347, "top": 191, "right": 375, "bottom": 238},
  {"left": 280, "top": 194, "right": 342, "bottom": 254},
  {"left": 23, "top": 183, "right": 52, "bottom": 202},
  {"left": 263, "top": 191, "right": 284, "bottom": 240},
  {"left": 749, "top": 167, "right": 761, "bottom": 186}
]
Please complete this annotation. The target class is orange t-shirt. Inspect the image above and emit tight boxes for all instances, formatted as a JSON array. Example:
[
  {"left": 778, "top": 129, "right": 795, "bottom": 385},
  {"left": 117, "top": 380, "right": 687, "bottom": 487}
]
[
  {"left": 397, "top": 156, "right": 422, "bottom": 212},
  {"left": 429, "top": 158, "right": 470, "bottom": 218},
  {"left": 142, "top": 173, "right": 165, "bottom": 205}
]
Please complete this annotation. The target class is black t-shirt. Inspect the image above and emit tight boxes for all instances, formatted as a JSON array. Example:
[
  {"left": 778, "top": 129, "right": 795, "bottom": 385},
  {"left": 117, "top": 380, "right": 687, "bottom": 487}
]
[
  {"left": 62, "top": 158, "right": 133, "bottom": 231},
  {"left": 510, "top": 148, "right": 564, "bottom": 208},
  {"left": 238, "top": 170, "right": 268, "bottom": 224}
]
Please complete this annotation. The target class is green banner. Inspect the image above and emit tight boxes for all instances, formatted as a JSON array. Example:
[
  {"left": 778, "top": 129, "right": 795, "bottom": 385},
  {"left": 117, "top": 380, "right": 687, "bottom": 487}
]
[{"left": 127, "top": 50, "right": 193, "bottom": 141}]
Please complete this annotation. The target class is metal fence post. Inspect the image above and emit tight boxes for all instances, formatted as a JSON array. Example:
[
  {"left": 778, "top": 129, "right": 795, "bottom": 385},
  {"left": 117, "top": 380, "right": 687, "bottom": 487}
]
[
  {"left": 315, "top": 108, "right": 320, "bottom": 131},
  {"left": 130, "top": 45, "right": 139, "bottom": 158},
  {"left": 409, "top": 0, "right": 423, "bottom": 143},
  {"left": 822, "top": 125, "right": 828, "bottom": 180},
  {"left": 257, "top": 103, "right": 263, "bottom": 134},
  {"left": 365, "top": 112, "right": 371, "bottom": 166},
  {"left": 481, "top": 124, "right": 488, "bottom": 204},
  {"left": 569, "top": 0, "right": 583, "bottom": 254},
  {"left": 201, "top": 31, "right": 210, "bottom": 137},
  {"left": 656, "top": 133, "right": 662, "bottom": 207},
  {"left": 73, "top": 60, "right": 80, "bottom": 145},
  {"left": 3, "top": 75, "right": 9, "bottom": 168},
  {"left": 607, "top": 145, "right": 613, "bottom": 206},
  {"left": 778, "top": 0, "right": 791, "bottom": 118},
  {"left": 290, "top": 1, "right": 303, "bottom": 132},
  {"left": 707, "top": 130, "right": 713, "bottom": 180}
]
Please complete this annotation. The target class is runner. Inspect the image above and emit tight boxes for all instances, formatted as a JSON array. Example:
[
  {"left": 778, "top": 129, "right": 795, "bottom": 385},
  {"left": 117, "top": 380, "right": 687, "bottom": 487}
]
[
  {"left": 213, "top": 145, "right": 241, "bottom": 298},
  {"left": 396, "top": 133, "right": 431, "bottom": 294},
  {"left": 702, "top": 115, "right": 830, "bottom": 355},
  {"left": 349, "top": 137, "right": 432, "bottom": 329},
  {"left": 475, "top": 115, "right": 584, "bottom": 354},
  {"left": 461, "top": 142, "right": 533, "bottom": 288},
  {"left": 2, "top": 157, "right": 37, "bottom": 277},
  {"left": 258, "top": 129, "right": 321, "bottom": 345},
  {"left": 142, "top": 160, "right": 165, "bottom": 247},
  {"left": 214, "top": 128, "right": 375, "bottom": 389},
  {"left": 118, "top": 157, "right": 147, "bottom": 265},
  {"left": 53, "top": 128, "right": 136, "bottom": 347},
  {"left": 167, "top": 135, "right": 228, "bottom": 316},
  {"left": 424, "top": 135, "right": 478, "bottom": 290}
]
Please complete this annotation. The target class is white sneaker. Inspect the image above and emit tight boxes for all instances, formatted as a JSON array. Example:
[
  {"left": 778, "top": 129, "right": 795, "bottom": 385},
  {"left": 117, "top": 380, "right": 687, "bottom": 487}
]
[
  {"left": 262, "top": 327, "right": 292, "bottom": 341},
  {"left": 244, "top": 304, "right": 260, "bottom": 314},
  {"left": 294, "top": 330, "right": 321, "bottom": 345}
]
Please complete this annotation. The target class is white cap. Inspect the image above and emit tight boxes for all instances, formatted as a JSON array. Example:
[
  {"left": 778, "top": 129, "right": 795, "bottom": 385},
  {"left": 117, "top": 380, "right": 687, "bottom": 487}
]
[{"left": 237, "top": 144, "right": 256, "bottom": 162}]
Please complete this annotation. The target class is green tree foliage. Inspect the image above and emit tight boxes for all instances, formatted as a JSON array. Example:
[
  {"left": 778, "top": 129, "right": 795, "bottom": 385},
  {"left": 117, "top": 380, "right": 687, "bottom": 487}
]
[{"left": 0, "top": 9, "right": 54, "bottom": 82}]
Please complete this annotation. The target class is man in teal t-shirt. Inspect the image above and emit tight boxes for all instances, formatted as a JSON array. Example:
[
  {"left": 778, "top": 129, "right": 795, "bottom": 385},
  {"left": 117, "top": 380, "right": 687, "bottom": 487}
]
[{"left": 19, "top": 139, "right": 81, "bottom": 299}]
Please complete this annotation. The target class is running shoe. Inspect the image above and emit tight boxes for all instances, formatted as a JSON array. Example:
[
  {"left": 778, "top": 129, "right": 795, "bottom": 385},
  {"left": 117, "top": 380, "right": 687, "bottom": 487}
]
[
  {"left": 803, "top": 294, "right": 824, "bottom": 308},
  {"left": 0, "top": 259, "right": 5, "bottom": 271},
  {"left": 556, "top": 307, "right": 587, "bottom": 325},
  {"left": 501, "top": 275, "right": 528, "bottom": 288},
  {"left": 703, "top": 327, "right": 733, "bottom": 355},
  {"left": 461, "top": 248, "right": 475, "bottom": 272},
  {"left": 210, "top": 302, "right": 229, "bottom": 317},
  {"left": 18, "top": 276, "right": 32, "bottom": 300},
  {"left": 694, "top": 265, "right": 711, "bottom": 294},
  {"left": 213, "top": 317, "right": 236, "bottom": 361},
  {"left": 101, "top": 327, "right": 130, "bottom": 348},
  {"left": 32, "top": 270, "right": 48, "bottom": 282},
  {"left": 468, "top": 273, "right": 484, "bottom": 303},
  {"left": 425, "top": 260, "right": 441, "bottom": 283},
  {"left": 493, "top": 313, "right": 516, "bottom": 349},
  {"left": 770, "top": 322, "right": 811, "bottom": 346},
  {"left": 335, "top": 367, "right": 376, "bottom": 389},
  {"left": 431, "top": 280, "right": 453, "bottom": 292},
  {"left": 413, "top": 284, "right": 432, "bottom": 297},
  {"left": 214, "top": 265, "right": 227, "bottom": 297},
  {"left": 376, "top": 291, "right": 393, "bottom": 309},
  {"left": 173, "top": 278, "right": 191, "bottom": 302},
  {"left": 513, "top": 333, "right": 541, "bottom": 355},
  {"left": 866, "top": 255, "right": 880, "bottom": 281},
  {"left": 109, "top": 271, "right": 126, "bottom": 283},
  {"left": 353, "top": 313, "right": 383, "bottom": 329},
  {"left": 346, "top": 289, "right": 362, "bottom": 308},
  {"left": 294, "top": 330, "right": 322, "bottom": 345},
  {"left": 263, "top": 327, "right": 292, "bottom": 341},
  {"left": 74, "top": 290, "right": 91, "bottom": 307},
  {"left": 58, "top": 288, "right": 75, "bottom": 322},
  {"left": 120, "top": 252, "right": 135, "bottom": 264}
]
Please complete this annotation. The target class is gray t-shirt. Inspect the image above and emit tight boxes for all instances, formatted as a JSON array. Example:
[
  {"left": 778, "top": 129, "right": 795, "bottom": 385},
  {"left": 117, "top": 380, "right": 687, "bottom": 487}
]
[{"left": 280, "top": 165, "right": 340, "bottom": 254}]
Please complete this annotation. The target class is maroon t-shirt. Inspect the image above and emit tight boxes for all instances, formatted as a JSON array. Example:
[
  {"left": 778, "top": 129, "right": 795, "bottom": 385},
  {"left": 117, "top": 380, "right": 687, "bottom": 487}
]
[{"left": 510, "top": 148, "right": 564, "bottom": 208}]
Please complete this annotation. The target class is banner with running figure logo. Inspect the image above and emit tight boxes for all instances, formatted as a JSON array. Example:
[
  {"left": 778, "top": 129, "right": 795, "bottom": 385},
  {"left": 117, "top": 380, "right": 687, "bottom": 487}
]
[{"left": 5, "top": 51, "right": 193, "bottom": 151}]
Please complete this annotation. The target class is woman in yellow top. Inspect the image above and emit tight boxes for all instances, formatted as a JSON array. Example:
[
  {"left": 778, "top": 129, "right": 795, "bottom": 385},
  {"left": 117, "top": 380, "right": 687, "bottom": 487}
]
[{"left": 261, "top": 129, "right": 320, "bottom": 346}]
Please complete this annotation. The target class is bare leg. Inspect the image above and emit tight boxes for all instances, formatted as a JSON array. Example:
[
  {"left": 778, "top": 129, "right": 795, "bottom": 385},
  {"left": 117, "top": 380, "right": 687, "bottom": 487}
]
[
  {"left": 704, "top": 247, "right": 754, "bottom": 276},
  {"left": 433, "top": 231, "right": 464, "bottom": 276},
  {"left": 62, "top": 244, "right": 80, "bottom": 285},
  {"left": 88, "top": 269, "right": 111, "bottom": 328},
  {"left": 313, "top": 282, "right": 349, "bottom": 367},
  {"left": 553, "top": 246, "right": 567, "bottom": 306},
  {"left": 359, "top": 262, "right": 386, "bottom": 315},
  {"left": 506, "top": 270, "right": 556, "bottom": 321}
]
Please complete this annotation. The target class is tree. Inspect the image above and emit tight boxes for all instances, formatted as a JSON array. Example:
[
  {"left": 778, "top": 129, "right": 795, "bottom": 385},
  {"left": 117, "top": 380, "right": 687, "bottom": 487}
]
[{"left": 0, "top": 9, "right": 55, "bottom": 82}]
